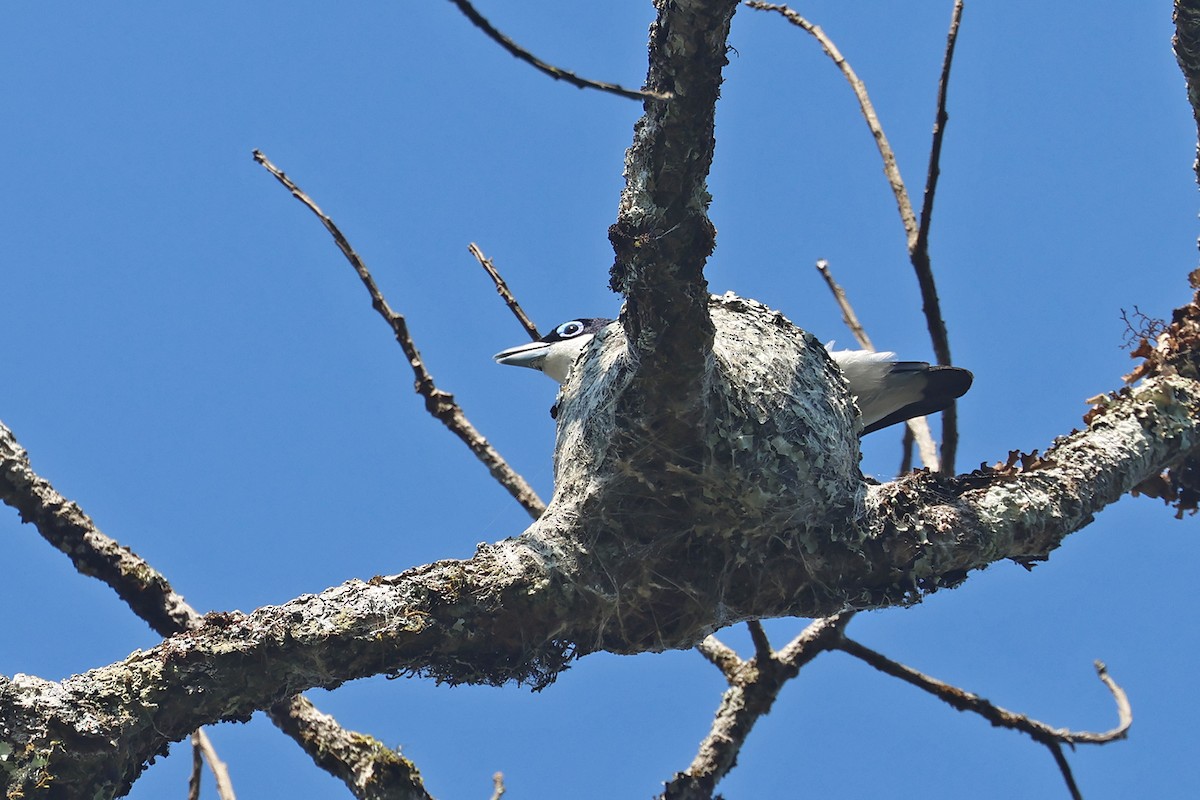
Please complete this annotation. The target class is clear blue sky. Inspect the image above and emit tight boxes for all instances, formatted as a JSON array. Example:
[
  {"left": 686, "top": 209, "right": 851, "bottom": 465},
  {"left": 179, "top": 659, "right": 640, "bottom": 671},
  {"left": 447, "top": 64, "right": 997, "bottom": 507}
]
[{"left": 2, "top": 2, "right": 1196, "bottom": 798}]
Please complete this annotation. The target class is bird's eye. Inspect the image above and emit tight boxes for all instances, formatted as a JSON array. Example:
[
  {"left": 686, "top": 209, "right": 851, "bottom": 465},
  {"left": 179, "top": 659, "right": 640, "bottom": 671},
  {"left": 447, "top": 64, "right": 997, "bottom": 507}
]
[{"left": 555, "top": 320, "right": 585, "bottom": 338}]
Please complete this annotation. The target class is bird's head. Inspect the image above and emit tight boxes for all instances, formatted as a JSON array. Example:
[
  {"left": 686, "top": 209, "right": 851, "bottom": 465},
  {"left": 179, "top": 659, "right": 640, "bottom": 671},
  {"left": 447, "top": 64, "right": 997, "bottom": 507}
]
[{"left": 493, "top": 318, "right": 615, "bottom": 384}]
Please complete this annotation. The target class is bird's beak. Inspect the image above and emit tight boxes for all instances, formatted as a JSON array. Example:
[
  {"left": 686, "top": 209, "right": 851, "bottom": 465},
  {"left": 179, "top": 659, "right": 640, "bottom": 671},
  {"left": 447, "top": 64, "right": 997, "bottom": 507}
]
[{"left": 493, "top": 340, "right": 550, "bottom": 372}]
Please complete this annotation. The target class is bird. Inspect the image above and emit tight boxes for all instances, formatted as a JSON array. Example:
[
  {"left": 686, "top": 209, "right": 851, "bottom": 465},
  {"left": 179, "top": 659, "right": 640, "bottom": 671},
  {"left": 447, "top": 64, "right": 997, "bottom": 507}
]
[{"left": 493, "top": 318, "right": 972, "bottom": 434}]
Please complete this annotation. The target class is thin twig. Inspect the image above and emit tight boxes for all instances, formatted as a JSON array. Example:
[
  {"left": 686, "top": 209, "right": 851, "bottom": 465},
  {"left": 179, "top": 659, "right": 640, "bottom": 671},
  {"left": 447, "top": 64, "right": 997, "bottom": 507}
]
[
  {"left": 751, "top": 2, "right": 965, "bottom": 471},
  {"left": 490, "top": 771, "right": 507, "bottom": 800},
  {"left": 915, "top": 0, "right": 964, "bottom": 265},
  {"left": 816, "top": 258, "right": 874, "bottom": 351},
  {"left": 747, "top": 3, "right": 918, "bottom": 248},
  {"left": 838, "top": 639, "right": 1133, "bottom": 746},
  {"left": 195, "top": 728, "right": 238, "bottom": 800},
  {"left": 1046, "top": 741, "right": 1084, "bottom": 800},
  {"left": 253, "top": 150, "right": 546, "bottom": 519},
  {"left": 815, "top": 260, "right": 942, "bottom": 470},
  {"left": 468, "top": 243, "right": 541, "bottom": 341},
  {"left": 899, "top": 424, "right": 915, "bottom": 475},
  {"left": 445, "top": 0, "right": 669, "bottom": 102},
  {"left": 916, "top": 0, "right": 966, "bottom": 473},
  {"left": 189, "top": 733, "right": 203, "bottom": 800}
]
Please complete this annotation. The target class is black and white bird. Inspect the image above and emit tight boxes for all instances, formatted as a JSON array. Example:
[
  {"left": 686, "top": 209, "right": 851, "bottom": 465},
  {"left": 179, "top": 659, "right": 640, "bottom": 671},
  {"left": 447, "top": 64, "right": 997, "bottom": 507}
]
[{"left": 493, "top": 318, "right": 972, "bottom": 435}]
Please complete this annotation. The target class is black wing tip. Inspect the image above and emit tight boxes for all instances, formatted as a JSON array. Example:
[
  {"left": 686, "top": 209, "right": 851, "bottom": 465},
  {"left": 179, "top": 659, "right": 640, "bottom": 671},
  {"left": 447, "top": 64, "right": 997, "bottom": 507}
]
[
  {"left": 927, "top": 366, "right": 973, "bottom": 401},
  {"left": 861, "top": 366, "right": 973, "bottom": 435}
]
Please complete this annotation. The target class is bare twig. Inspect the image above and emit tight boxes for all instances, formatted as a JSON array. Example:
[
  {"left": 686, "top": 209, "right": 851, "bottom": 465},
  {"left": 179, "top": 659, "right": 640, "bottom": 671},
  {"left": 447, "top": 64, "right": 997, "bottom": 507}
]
[
  {"left": 194, "top": 728, "right": 238, "bottom": 800},
  {"left": 745, "top": 619, "right": 774, "bottom": 663},
  {"left": 490, "top": 771, "right": 506, "bottom": 800},
  {"left": 1046, "top": 741, "right": 1084, "bottom": 800},
  {"left": 916, "top": 0, "right": 966, "bottom": 472},
  {"left": 747, "top": 3, "right": 918, "bottom": 246},
  {"left": 468, "top": 243, "right": 541, "bottom": 341},
  {"left": 816, "top": 258, "right": 874, "bottom": 351},
  {"left": 253, "top": 150, "right": 546, "bottom": 519},
  {"left": 915, "top": 0, "right": 964, "bottom": 264},
  {"left": 839, "top": 639, "right": 1133, "bottom": 746},
  {"left": 750, "top": 2, "right": 966, "bottom": 471},
  {"left": 899, "top": 424, "right": 915, "bottom": 475},
  {"left": 815, "top": 260, "right": 942, "bottom": 470},
  {"left": 445, "top": 0, "right": 669, "bottom": 102},
  {"left": 661, "top": 615, "right": 852, "bottom": 799},
  {"left": 189, "top": 733, "right": 203, "bottom": 800}
]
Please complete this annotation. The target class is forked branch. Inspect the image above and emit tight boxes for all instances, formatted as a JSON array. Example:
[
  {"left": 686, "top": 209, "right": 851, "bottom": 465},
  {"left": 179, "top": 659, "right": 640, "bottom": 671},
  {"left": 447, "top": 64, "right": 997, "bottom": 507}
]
[
  {"left": 253, "top": 149, "right": 546, "bottom": 519},
  {"left": 747, "top": 1, "right": 965, "bottom": 470}
]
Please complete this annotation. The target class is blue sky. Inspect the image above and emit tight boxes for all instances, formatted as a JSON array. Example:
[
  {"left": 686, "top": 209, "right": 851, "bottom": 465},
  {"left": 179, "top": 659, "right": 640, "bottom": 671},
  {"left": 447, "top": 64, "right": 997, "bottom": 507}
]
[{"left": 2, "top": 2, "right": 1197, "bottom": 798}]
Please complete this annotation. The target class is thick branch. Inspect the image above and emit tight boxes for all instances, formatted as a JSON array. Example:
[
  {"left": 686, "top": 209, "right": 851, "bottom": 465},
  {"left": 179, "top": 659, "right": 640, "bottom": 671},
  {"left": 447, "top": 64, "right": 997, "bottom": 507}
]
[
  {"left": 4, "top": 286, "right": 1199, "bottom": 798},
  {"left": 1175, "top": 0, "right": 1200, "bottom": 185},
  {"left": 609, "top": 0, "right": 739, "bottom": 406},
  {"left": 0, "top": 421, "right": 434, "bottom": 800},
  {"left": 0, "top": 424, "right": 201, "bottom": 636}
]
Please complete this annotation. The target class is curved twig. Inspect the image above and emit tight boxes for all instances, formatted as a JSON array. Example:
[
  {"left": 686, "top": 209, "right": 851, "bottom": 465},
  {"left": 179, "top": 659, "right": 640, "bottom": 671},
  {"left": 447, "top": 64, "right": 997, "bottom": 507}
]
[
  {"left": 253, "top": 149, "right": 546, "bottom": 519},
  {"left": 445, "top": 0, "right": 669, "bottom": 102},
  {"left": 746, "top": 3, "right": 918, "bottom": 246},
  {"left": 838, "top": 639, "right": 1133, "bottom": 746}
]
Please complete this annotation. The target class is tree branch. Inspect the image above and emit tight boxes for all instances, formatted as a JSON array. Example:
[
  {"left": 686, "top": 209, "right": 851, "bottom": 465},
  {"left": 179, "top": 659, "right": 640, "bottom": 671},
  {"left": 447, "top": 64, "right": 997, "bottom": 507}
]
[
  {"left": 192, "top": 729, "right": 237, "bottom": 800},
  {"left": 0, "top": 422, "right": 201, "bottom": 637},
  {"left": 661, "top": 615, "right": 851, "bottom": 799},
  {"left": 269, "top": 696, "right": 431, "bottom": 800},
  {"left": 749, "top": 2, "right": 964, "bottom": 470},
  {"left": 816, "top": 258, "right": 943, "bottom": 470},
  {"left": 839, "top": 640, "right": 1132, "bottom": 746},
  {"left": 1175, "top": 0, "right": 1200, "bottom": 185},
  {"left": 608, "top": 0, "right": 739, "bottom": 393},
  {"left": 0, "top": 420, "right": 433, "bottom": 800},
  {"left": 252, "top": 149, "right": 546, "bottom": 520},
  {"left": 745, "top": 3, "right": 918, "bottom": 248},
  {"left": 468, "top": 242, "right": 542, "bottom": 341},
  {"left": 4, "top": 277, "right": 1198, "bottom": 796},
  {"left": 444, "top": 0, "right": 668, "bottom": 102},
  {"left": 916, "top": 0, "right": 966, "bottom": 472}
]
